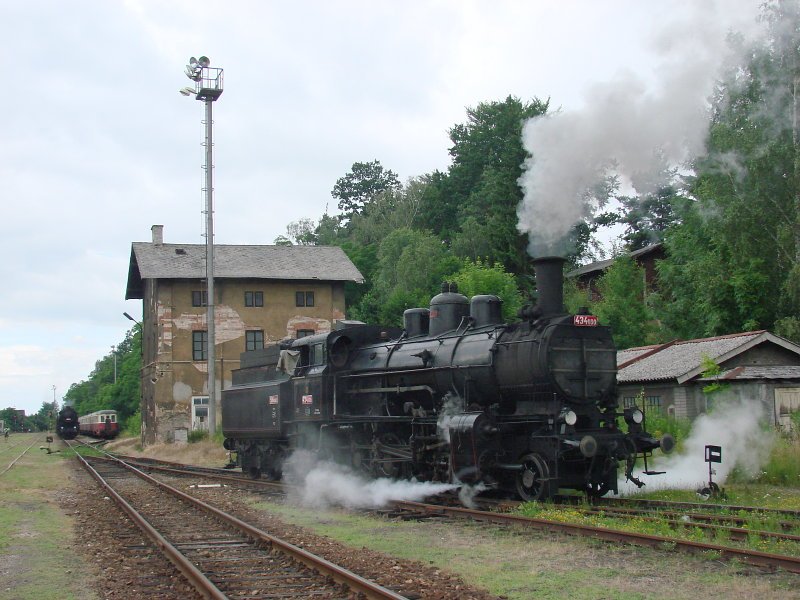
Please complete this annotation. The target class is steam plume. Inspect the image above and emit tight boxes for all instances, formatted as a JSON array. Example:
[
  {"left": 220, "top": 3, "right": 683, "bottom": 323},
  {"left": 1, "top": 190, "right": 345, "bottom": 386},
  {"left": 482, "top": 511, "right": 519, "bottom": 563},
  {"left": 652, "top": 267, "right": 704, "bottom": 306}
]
[
  {"left": 618, "top": 398, "right": 775, "bottom": 495},
  {"left": 283, "top": 450, "right": 459, "bottom": 509},
  {"left": 517, "top": 1, "right": 763, "bottom": 256}
]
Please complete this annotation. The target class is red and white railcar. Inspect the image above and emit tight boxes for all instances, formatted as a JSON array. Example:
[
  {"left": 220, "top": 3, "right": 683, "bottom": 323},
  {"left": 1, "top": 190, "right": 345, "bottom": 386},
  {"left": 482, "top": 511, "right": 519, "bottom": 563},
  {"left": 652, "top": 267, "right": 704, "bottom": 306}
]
[{"left": 79, "top": 410, "right": 120, "bottom": 439}]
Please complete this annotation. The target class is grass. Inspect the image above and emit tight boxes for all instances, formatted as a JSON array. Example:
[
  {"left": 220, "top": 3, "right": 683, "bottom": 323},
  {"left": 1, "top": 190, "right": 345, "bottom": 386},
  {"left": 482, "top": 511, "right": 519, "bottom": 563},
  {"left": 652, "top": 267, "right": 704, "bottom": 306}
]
[
  {"left": 0, "top": 433, "right": 96, "bottom": 600},
  {"left": 248, "top": 497, "right": 800, "bottom": 599}
]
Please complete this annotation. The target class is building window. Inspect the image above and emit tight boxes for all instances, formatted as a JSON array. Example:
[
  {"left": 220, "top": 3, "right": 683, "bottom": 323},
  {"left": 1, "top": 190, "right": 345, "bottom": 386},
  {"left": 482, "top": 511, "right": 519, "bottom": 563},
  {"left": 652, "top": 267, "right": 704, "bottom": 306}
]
[
  {"left": 192, "top": 331, "right": 207, "bottom": 361},
  {"left": 246, "top": 330, "right": 264, "bottom": 352},
  {"left": 245, "top": 291, "right": 263, "bottom": 307},
  {"left": 645, "top": 395, "right": 662, "bottom": 411},
  {"left": 192, "top": 290, "right": 208, "bottom": 307},
  {"left": 296, "top": 329, "right": 315, "bottom": 338},
  {"left": 622, "top": 397, "right": 638, "bottom": 409},
  {"left": 295, "top": 291, "right": 315, "bottom": 307}
]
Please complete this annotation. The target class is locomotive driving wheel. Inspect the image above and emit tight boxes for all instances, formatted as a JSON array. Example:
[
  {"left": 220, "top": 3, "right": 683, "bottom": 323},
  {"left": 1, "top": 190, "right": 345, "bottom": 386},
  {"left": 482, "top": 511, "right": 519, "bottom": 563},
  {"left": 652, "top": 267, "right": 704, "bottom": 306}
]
[
  {"left": 374, "top": 433, "right": 405, "bottom": 478},
  {"left": 516, "top": 453, "right": 550, "bottom": 501}
]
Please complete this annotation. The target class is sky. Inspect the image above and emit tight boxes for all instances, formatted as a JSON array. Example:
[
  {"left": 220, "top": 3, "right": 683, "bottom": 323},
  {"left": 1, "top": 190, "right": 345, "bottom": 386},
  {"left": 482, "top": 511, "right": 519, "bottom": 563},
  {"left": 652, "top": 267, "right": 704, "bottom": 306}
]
[{"left": 0, "top": 1, "right": 764, "bottom": 414}]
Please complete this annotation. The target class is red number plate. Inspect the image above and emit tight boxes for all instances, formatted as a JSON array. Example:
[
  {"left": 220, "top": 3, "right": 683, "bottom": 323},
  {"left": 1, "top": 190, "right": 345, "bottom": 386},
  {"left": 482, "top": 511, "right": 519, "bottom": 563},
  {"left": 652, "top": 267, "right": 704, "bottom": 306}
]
[
  {"left": 302, "top": 394, "right": 314, "bottom": 405},
  {"left": 573, "top": 314, "right": 598, "bottom": 327}
]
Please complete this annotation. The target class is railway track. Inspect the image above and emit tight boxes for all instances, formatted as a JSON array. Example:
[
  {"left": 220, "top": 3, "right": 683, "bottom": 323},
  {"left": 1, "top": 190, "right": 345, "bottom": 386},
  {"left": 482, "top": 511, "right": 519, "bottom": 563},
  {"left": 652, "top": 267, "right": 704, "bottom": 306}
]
[
  {"left": 0, "top": 436, "right": 42, "bottom": 476},
  {"left": 594, "top": 495, "right": 800, "bottom": 520},
  {"left": 87, "top": 449, "right": 800, "bottom": 573},
  {"left": 68, "top": 443, "right": 408, "bottom": 599}
]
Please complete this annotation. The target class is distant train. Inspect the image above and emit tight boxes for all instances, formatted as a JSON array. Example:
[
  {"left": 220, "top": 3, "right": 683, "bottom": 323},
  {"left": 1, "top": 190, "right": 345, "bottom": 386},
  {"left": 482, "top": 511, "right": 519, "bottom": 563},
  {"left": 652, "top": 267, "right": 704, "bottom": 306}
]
[
  {"left": 56, "top": 406, "right": 79, "bottom": 440},
  {"left": 79, "top": 410, "right": 120, "bottom": 439}
]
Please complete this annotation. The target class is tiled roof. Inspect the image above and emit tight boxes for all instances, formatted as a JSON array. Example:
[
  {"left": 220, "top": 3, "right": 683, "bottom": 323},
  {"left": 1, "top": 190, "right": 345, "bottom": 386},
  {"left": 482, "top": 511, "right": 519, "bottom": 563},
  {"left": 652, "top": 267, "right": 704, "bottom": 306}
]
[
  {"left": 126, "top": 243, "right": 364, "bottom": 299},
  {"left": 615, "top": 331, "right": 800, "bottom": 384},
  {"left": 698, "top": 365, "right": 800, "bottom": 381}
]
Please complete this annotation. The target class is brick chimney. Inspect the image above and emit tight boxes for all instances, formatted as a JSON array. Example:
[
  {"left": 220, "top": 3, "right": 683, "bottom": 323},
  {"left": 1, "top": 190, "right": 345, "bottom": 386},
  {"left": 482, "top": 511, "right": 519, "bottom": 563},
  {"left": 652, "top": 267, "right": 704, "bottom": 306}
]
[{"left": 151, "top": 225, "right": 164, "bottom": 245}]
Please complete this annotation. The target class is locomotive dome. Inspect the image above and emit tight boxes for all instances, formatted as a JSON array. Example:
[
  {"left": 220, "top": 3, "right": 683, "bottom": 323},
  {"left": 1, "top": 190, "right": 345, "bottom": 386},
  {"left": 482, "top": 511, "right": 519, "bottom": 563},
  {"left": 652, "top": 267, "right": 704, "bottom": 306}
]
[{"left": 429, "top": 282, "right": 469, "bottom": 336}]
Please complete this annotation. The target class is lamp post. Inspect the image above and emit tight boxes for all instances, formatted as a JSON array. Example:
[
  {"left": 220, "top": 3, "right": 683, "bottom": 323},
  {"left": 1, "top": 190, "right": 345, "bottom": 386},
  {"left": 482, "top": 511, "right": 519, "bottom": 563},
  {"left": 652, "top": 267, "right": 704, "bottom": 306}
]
[
  {"left": 180, "top": 56, "right": 224, "bottom": 435},
  {"left": 123, "top": 312, "right": 141, "bottom": 326}
]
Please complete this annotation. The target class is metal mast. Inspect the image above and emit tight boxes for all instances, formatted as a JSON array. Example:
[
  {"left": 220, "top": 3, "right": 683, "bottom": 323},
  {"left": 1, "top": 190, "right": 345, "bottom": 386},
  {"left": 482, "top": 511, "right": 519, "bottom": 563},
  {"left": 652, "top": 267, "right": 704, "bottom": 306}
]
[{"left": 181, "top": 56, "right": 224, "bottom": 435}]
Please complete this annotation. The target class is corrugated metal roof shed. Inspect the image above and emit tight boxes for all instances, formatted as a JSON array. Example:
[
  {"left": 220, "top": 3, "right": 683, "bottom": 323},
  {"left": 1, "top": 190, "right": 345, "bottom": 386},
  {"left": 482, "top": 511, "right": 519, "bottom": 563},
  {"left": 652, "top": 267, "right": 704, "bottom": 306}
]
[
  {"left": 126, "top": 242, "right": 364, "bottom": 299},
  {"left": 615, "top": 331, "right": 800, "bottom": 384},
  {"left": 697, "top": 365, "right": 800, "bottom": 381}
]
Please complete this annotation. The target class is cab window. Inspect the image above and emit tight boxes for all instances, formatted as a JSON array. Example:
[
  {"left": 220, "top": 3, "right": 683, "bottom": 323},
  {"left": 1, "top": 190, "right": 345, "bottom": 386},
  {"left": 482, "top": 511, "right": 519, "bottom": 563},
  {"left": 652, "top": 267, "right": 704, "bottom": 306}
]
[{"left": 309, "top": 343, "right": 326, "bottom": 366}]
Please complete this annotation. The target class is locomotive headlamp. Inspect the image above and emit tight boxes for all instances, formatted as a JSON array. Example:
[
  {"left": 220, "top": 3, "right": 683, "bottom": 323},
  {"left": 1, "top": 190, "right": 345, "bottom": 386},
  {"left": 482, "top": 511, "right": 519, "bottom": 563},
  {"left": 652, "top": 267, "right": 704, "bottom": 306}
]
[
  {"left": 624, "top": 408, "right": 644, "bottom": 425},
  {"left": 559, "top": 409, "right": 578, "bottom": 426}
]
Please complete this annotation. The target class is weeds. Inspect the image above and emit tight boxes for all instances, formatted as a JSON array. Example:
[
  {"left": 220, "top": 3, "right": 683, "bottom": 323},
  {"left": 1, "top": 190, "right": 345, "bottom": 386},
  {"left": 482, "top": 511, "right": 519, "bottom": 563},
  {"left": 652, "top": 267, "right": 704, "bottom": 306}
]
[{"left": 187, "top": 429, "right": 209, "bottom": 443}]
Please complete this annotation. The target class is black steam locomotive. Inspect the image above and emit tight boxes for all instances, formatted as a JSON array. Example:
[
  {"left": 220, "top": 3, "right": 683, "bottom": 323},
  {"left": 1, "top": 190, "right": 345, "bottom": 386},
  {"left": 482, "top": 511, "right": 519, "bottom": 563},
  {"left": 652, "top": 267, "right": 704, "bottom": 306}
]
[
  {"left": 56, "top": 406, "right": 79, "bottom": 440},
  {"left": 222, "top": 257, "right": 673, "bottom": 500}
]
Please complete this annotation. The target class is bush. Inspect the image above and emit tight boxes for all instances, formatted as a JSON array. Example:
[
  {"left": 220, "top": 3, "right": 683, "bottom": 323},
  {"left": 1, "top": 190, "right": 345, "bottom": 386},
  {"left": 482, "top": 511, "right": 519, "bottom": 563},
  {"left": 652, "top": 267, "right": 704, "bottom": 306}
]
[
  {"left": 644, "top": 412, "right": 692, "bottom": 447},
  {"left": 749, "top": 436, "right": 800, "bottom": 485},
  {"left": 187, "top": 429, "right": 209, "bottom": 443},
  {"left": 121, "top": 411, "right": 142, "bottom": 438}
]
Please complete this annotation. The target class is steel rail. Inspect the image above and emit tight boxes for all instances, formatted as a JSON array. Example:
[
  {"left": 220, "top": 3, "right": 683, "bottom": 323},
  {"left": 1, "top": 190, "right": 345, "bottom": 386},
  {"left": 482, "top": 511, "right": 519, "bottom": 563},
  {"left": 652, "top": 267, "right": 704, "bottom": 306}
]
[
  {"left": 0, "top": 438, "right": 41, "bottom": 476},
  {"left": 92, "top": 453, "right": 800, "bottom": 557},
  {"left": 585, "top": 504, "right": 800, "bottom": 535},
  {"left": 73, "top": 448, "right": 228, "bottom": 599},
  {"left": 596, "top": 496, "right": 800, "bottom": 520},
  {"left": 0, "top": 437, "right": 30, "bottom": 455},
  {"left": 391, "top": 499, "right": 800, "bottom": 574},
  {"left": 73, "top": 445, "right": 407, "bottom": 600},
  {"left": 581, "top": 506, "right": 800, "bottom": 544}
]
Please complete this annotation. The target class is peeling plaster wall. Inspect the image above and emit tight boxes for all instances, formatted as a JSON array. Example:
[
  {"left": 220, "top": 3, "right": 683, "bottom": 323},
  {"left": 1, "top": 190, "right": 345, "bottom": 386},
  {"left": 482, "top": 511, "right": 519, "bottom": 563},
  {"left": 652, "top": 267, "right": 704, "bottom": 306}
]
[{"left": 141, "top": 278, "right": 349, "bottom": 444}]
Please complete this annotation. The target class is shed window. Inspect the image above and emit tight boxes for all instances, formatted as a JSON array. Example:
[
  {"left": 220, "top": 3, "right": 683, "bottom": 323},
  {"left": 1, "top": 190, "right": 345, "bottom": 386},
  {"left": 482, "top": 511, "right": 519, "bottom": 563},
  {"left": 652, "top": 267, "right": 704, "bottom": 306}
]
[
  {"left": 645, "top": 395, "right": 662, "bottom": 411},
  {"left": 296, "top": 329, "right": 315, "bottom": 339},
  {"left": 622, "top": 397, "right": 637, "bottom": 409},
  {"left": 192, "top": 331, "right": 208, "bottom": 361}
]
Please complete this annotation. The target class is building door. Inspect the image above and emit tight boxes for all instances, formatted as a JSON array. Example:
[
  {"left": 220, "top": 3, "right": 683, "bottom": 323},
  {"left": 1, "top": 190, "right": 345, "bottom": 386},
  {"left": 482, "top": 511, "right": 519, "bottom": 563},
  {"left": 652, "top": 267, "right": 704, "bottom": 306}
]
[
  {"left": 192, "top": 396, "right": 209, "bottom": 431},
  {"left": 775, "top": 388, "right": 800, "bottom": 432}
]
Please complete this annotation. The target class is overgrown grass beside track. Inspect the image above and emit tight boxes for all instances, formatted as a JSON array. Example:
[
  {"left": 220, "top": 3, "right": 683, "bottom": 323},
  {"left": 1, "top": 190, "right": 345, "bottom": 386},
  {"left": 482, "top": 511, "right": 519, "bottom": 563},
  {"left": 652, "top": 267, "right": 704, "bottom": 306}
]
[
  {"left": 249, "top": 498, "right": 800, "bottom": 599},
  {"left": 516, "top": 495, "right": 800, "bottom": 558},
  {"left": 0, "top": 434, "right": 96, "bottom": 600}
]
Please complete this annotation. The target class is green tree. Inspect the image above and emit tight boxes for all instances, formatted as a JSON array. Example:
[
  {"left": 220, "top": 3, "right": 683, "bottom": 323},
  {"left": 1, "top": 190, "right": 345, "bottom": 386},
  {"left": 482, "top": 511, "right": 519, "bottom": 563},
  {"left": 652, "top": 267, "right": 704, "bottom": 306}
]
[
  {"left": 618, "top": 183, "right": 681, "bottom": 251},
  {"left": 331, "top": 160, "right": 401, "bottom": 221},
  {"left": 356, "top": 228, "right": 459, "bottom": 325},
  {"left": 451, "top": 258, "right": 523, "bottom": 321},
  {"left": 418, "top": 96, "right": 549, "bottom": 278},
  {"left": 285, "top": 218, "right": 318, "bottom": 245},
  {"left": 64, "top": 327, "right": 141, "bottom": 422},
  {"left": 656, "top": 8, "right": 799, "bottom": 339},
  {"left": 347, "top": 177, "right": 427, "bottom": 245},
  {"left": 593, "top": 256, "right": 659, "bottom": 349}
]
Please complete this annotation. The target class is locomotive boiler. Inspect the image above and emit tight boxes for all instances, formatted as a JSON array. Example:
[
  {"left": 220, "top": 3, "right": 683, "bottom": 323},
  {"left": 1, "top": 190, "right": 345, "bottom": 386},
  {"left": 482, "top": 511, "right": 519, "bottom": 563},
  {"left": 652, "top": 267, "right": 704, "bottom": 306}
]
[{"left": 222, "top": 257, "right": 673, "bottom": 500}]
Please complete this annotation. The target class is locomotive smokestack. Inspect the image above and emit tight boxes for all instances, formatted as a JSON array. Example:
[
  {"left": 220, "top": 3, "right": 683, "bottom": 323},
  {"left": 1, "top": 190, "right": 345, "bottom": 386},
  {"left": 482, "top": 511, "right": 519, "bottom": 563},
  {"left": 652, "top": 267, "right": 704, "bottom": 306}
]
[{"left": 533, "top": 256, "right": 566, "bottom": 316}]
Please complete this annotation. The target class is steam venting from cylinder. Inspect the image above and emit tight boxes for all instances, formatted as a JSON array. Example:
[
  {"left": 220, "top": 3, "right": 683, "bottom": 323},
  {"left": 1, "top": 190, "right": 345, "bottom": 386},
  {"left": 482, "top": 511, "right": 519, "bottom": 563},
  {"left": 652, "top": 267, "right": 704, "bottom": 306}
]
[{"left": 533, "top": 256, "right": 566, "bottom": 316}]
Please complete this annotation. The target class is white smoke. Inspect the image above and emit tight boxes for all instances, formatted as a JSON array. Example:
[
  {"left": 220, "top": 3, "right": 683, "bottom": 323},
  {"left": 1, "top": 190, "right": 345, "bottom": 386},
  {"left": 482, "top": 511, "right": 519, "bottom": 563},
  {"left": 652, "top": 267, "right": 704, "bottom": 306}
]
[
  {"left": 517, "top": 0, "right": 764, "bottom": 256},
  {"left": 283, "top": 450, "right": 459, "bottom": 509},
  {"left": 618, "top": 398, "right": 775, "bottom": 495},
  {"left": 437, "top": 392, "right": 465, "bottom": 443}
]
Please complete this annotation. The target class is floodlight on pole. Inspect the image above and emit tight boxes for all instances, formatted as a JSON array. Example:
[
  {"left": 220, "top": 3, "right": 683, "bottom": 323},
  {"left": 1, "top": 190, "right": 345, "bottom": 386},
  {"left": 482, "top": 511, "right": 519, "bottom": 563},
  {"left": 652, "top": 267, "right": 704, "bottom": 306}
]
[{"left": 179, "top": 55, "right": 224, "bottom": 436}]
